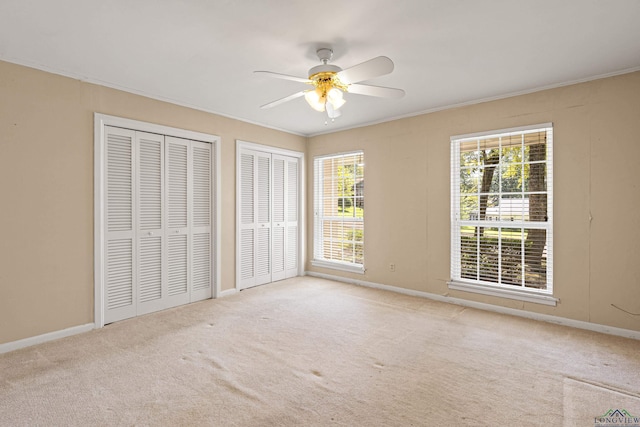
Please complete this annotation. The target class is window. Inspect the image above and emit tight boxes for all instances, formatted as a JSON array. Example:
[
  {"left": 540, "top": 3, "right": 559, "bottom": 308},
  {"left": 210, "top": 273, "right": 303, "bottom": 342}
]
[
  {"left": 449, "top": 124, "right": 555, "bottom": 305},
  {"left": 313, "top": 151, "right": 364, "bottom": 273}
]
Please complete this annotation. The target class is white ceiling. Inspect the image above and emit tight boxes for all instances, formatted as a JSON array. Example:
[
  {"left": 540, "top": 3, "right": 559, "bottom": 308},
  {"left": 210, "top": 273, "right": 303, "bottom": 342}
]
[{"left": 1, "top": 1, "right": 639, "bottom": 137}]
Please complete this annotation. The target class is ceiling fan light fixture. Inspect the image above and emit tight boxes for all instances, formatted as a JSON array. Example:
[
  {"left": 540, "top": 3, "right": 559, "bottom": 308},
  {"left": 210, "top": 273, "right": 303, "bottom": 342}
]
[
  {"left": 327, "top": 87, "right": 345, "bottom": 110},
  {"left": 304, "top": 89, "right": 326, "bottom": 112},
  {"left": 305, "top": 72, "right": 348, "bottom": 114}
]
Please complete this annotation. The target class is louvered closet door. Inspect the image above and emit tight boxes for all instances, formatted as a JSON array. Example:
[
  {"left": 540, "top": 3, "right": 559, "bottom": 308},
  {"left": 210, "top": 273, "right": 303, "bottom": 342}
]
[
  {"left": 164, "top": 136, "right": 190, "bottom": 308},
  {"left": 103, "top": 126, "right": 214, "bottom": 324},
  {"left": 238, "top": 149, "right": 272, "bottom": 289},
  {"left": 272, "top": 154, "right": 299, "bottom": 281},
  {"left": 191, "top": 140, "right": 213, "bottom": 301},
  {"left": 271, "top": 156, "right": 286, "bottom": 282},
  {"left": 104, "top": 126, "right": 137, "bottom": 324},
  {"left": 136, "top": 132, "right": 165, "bottom": 316},
  {"left": 284, "top": 156, "right": 299, "bottom": 278},
  {"left": 239, "top": 151, "right": 256, "bottom": 289},
  {"left": 238, "top": 147, "right": 299, "bottom": 289},
  {"left": 255, "top": 152, "right": 272, "bottom": 286}
]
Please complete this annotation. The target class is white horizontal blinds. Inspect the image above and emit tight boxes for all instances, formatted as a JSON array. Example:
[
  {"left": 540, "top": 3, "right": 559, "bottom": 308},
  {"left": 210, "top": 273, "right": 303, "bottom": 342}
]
[
  {"left": 285, "top": 157, "right": 299, "bottom": 277},
  {"left": 451, "top": 125, "right": 553, "bottom": 292},
  {"left": 165, "top": 137, "right": 190, "bottom": 306},
  {"left": 104, "top": 126, "right": 136, "bottom": 322},
  {"left": 191, "top": 141, "right": 212, "bottom": 300},
  {"left": 272, "top": 156, "right": 286, "bottom": 281},
  {"left": 255, "top": 152, "right": 272, "bottom": 286},
  {"left": 136, "top": 132, "right": 164, "bottom": 312},
  {"left": 313, "top": 151, "right": 364, "bottom": 266}
]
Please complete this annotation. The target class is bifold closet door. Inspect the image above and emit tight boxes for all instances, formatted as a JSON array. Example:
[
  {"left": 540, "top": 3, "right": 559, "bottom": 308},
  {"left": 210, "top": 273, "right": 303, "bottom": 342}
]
[
  {"left": 104, "top": 127, "right": 213, "bottom": 324},
  {"left": 164, "top": 137, "right": 213, "bottom": 306},
  {"left": 238, "top": 148, "right": 299, "bottom": 289},
  {"left": 239, "top": 149, "right": 272, "bottom": 289},
  {"left": 105, "top": 126, "right": 137, "bottom": 323},
  {"left": 136, "top": 131, "right": 165, "bottom": 316},
  {"left": 272, "top": 155, "right": 299, "bottom": 281},
  {"left": 164, "top": 136, "right": 190, "bottom": 308},
  {"left": 190, "top": 140, "right": 213, "bottom": 301}
]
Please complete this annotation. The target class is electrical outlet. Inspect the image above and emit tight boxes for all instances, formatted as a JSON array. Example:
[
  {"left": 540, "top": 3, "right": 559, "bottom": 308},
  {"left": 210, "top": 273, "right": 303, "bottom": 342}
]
[{"left": 389, "top": 263, "right": 396, "bottom": 272}]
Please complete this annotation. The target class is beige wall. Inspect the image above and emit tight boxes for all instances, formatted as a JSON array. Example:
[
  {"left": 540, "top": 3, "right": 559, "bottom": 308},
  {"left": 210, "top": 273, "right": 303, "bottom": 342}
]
[
  {"left": 307, "top": 71, "right": 640, "bottom": 333},
  {"left": 0, "top": 60, "right": 306, "bottom": 344}
]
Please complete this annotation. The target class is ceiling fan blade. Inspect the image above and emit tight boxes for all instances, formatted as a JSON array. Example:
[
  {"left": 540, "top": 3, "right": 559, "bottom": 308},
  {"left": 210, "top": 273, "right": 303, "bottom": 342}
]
[
  {"left": 260, "top": 91, "right": 306, "bottom": 109},
  {"left": 254, "top": 71, "right": 311, "bottom": 84},
  {"left": 337, "top": 56, "right": 394, "bottom": 84},
  {"left": 347, "top": 83, "right": 405, "bottom": 99}
]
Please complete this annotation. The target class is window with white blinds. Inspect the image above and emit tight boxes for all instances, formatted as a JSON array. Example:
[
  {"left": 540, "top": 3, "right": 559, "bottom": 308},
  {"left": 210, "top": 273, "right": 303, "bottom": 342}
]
[
  {"left": 449, "top": 124, "right": 554, "bottom": 304},
  {"left": 313, "top": 151, "right": 364, "bottom": 273}
]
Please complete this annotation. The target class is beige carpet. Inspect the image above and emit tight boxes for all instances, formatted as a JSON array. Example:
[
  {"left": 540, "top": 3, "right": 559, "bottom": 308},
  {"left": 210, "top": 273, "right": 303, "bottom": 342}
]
[
  {"left": 563, "top": 378, "right": 640, "bottom": 427},
  {"left": 1, "top": 276, "right": 639, "bottom": 426}
]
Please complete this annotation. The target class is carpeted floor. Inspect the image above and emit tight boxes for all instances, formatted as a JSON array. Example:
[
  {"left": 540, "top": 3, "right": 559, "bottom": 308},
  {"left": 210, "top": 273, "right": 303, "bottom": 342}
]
[{"left": 1, "top": 276, "right": 639, "bottom": 426}]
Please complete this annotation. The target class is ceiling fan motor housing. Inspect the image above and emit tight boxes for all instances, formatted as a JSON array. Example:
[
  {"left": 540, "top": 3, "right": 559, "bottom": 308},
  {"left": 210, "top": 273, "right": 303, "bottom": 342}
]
[
  {"left": 308, "top": 47, "right": 343, "bottom": 79},
  {"left": 308, "top": 64, "right": 342, "bottom": 77}
]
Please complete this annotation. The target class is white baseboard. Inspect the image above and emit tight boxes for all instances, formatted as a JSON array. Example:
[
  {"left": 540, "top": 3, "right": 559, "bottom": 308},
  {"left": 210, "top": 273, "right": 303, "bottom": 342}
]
[
  {"left": 4, "top": 289, "right": 237, "bottom": 354},
  {"left": 305, "top": 271, "right": 640, "bottom": 341},
  {"left": 0, "top": 323, "right": 95, "bottom": 354}
]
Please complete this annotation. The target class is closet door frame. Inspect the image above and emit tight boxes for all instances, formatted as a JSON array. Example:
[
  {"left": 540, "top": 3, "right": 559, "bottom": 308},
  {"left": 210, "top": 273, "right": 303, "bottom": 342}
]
[
  {"left": 94, "top": 113, "right": 221, "bottom": 328},
  {"left": 235, "top": 140, "right": 305, "bottom": 291}
]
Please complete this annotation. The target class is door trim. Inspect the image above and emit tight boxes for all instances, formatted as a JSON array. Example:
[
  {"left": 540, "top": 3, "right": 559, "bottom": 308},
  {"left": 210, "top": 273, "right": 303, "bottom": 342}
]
[
  {"left": 235, "top": 140, "right": 305, "bottom": 291},
  {"left": 94, "top": 113, "right": 221, "bottom": 328}
]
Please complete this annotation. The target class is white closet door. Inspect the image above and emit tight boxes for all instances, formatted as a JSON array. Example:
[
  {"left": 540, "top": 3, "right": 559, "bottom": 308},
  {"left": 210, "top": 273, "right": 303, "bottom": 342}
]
[
  {"left": 136, "top": 132, "right": 165, "bottom": 315},
  {"left": 101, "top": 124, "right": 215, "bottom": 325},
  {"left": 285, "top": 156, "right": 299, "bottom": 278},
  {"left": 165, "top": 136, "right": 190, "bottom": 308},
  {"left": 238, "top": 146, "right": 300, "bottom": 289},
  {"left": 191, "top": 140, "right": 213, "bottom": 301},
  {"left": 255, "top": 152, "right": 272, "bottom": 286},
  {"left": 104, "top": 126, "right": 137, "bottom": 324},
  {"left": 272, "top": 154, "right": 299, "bottom": 281},
  {"left": 238, "top": 149, "right": 272, "bottom": 289},
  {"left": 239, "top": 151, "right": 256, "bottom": 289},
  {"left": 271, "top": 156, "right": 286, "bottom": 282}
]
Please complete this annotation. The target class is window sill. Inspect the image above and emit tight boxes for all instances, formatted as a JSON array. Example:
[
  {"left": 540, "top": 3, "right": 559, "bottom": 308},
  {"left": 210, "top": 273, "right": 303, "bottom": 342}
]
[
  {"left": 447, "top": 280, "right": 558, "bottom": 306},
  {"left": 311, "top": 259, "right": 365, "bottom": 275}
]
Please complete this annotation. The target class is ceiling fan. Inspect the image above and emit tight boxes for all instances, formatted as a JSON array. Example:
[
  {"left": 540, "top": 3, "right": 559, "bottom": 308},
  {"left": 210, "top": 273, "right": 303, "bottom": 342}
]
[{"left": 255, "top": 48, "right": 405, "bottom": 119}]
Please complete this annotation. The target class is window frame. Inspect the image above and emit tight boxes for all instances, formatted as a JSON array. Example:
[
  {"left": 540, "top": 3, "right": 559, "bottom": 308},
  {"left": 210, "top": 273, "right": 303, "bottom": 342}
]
[
  {"left": 312, "top": 151, "right": 365, "bottom": 274},
  {"left": 448, "top": 123, "right": 557, "bottom": 306}
]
